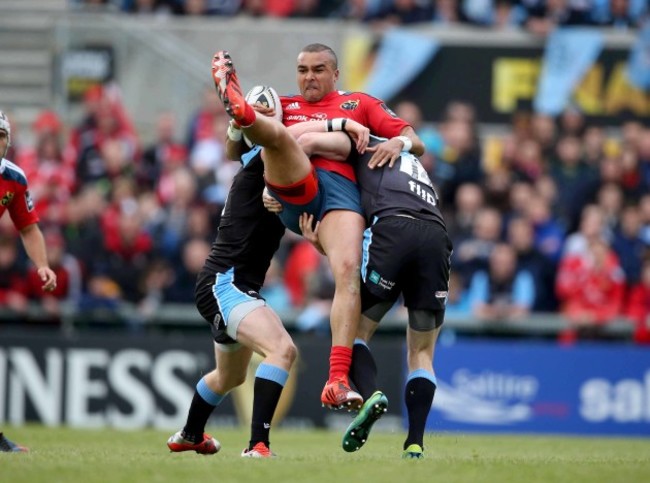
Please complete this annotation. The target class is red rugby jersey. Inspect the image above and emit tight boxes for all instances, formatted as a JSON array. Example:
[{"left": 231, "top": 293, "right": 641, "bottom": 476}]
[
  {"left": 0, "top": 158, "right": 39, "bottom": 230},
  {"left": 280, "top": 90, "right": 409, "bottom": 181}
]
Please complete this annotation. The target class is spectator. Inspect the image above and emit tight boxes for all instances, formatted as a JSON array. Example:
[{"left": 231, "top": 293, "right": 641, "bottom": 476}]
[
  {"left": 61, "top": 185, "right": 107, "bottom": 276},
  {"left": 466, "top": 243, "right": 536, "bottom": 321},
  {"left": 93, "top": 205, "right": 155, "bottom": 304},
  {"left": 445, "top": 182, "right": 484, "bottom": 242},
  {"left": 523, "top": 192, "right": 566, "bottom": 262},
  {"left": 437, "top": 118, "right": 483, "bottom": 203},
  {"left": 138, "top": 112, "right": 188, "bottom": 191},
  {"left": 551, "top": 135, "right": 598, "bottom": 229},
  {"left": 163, "top": 237, "right": 211, "bottom": 303},
  {"left": 530, "top": 113, "right": 557, "bottom": 161},
  {"left": 558, "top": 106, "right": 586, "bottom": 137},
  {"left": 512, "top": 138, "right": 545, "bottom": 183},
  {"left": 556, "top": 238, "right": 625, "bottom": 343},
  {"left": 612, "top": 204, "right": 648, "bottom": 287},
  {"left": 25, "top": 229, "right": 83, "bottom": 324},
  {"left": 507, "top": 216, "right": 558, "bottom": 311},
  {"left": 0, "top": 233, "right": 29, "bottom": 317},
  {"left": 433, "top": 0, "right": 463, "bottom": 23},
  {"left": 640, "top": 193, "right": 650, "bottom": 245},
  {"left": 121, "top": 0, "right": 180, "bottom": 14},
  {"left": 452, "top": 206, "right": 502, "bottom": 282},
  {"left": 563, "top": 204, "right": 609, "bottom": 256},
  {"left": 594, "top": 182, "right": 625, "bottom": 234},
  {"left": 626, "top": 258, "right": 650, "bottom": 344},
  {"left": 384, "top": 0, "right": 435, "bottom": 24}
]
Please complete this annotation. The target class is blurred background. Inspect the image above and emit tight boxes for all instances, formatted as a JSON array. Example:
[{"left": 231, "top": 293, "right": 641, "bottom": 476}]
[{"left": 1, "top": 0, "right": 649, "bottom": 436}]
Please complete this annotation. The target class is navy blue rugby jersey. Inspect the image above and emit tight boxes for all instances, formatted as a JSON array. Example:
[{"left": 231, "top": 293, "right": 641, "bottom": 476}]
[
  {"left": 355, "top": 137, "right": 446, "bottom": 229},
  {"left": 203, "top": 146, "right": 285, "bottom": 289}
]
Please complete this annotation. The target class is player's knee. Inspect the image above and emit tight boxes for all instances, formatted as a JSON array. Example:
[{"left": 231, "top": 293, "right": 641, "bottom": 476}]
[
  {"left": 339, "top": 262, "right": 361, "bottom": 294},
  {"left": 271, "top": 334, "right": 298, "bottom": 366},
  {"left": 333, "top": 257, "right": 360, "bottom": 281},
  {"left": 229, "top": 372, "right": 248, "bottom": 389}
]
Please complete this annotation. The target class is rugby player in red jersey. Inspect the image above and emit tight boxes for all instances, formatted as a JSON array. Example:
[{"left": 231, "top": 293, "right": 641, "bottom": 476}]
[
  {"left": 211, "top": 45, "right": 423, "bottom": 411},
  {"left": 0, "top": 110, "right": 57, "bottom": 453}
]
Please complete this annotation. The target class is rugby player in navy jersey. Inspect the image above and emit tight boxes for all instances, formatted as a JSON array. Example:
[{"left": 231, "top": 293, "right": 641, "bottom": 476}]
[
  {"left": 167, "top": 104, "right": 294, "bottom": 458},
  {"left": 265, "top": 120, "right": 452, "bottom": 459},
  {"left": 0, "top": 111, "right": 57, "bottom": 453}
]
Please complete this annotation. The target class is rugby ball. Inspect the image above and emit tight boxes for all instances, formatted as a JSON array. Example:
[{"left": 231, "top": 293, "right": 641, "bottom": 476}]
[{"left": 244, "top": 85, "right": 283, "bottom": 147}]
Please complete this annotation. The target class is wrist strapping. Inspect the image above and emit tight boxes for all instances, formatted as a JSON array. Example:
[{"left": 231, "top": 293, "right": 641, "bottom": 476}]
[
  {"left": 227, "top": 121, "right": 242, "bottom": 142},
  {"left": 395, "top": 135, "right": 412, "bottom": 152},
  {"left": 327, "top": 118, "right": 348, "bottom": 132}
]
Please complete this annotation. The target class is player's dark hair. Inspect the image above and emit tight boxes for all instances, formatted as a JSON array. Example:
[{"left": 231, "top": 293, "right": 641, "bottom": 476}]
[{"left": 300, "top": 43, "right": 338, "bottom": 69}]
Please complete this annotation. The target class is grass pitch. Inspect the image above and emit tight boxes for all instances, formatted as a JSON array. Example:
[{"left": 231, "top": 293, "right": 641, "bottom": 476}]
[{"left": 2, "top": 426, "right": 649, "bottom": 483}]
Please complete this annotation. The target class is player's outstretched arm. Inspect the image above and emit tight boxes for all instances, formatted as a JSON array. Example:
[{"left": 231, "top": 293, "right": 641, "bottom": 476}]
[{"left": 19, "top": 223, "right": 57, "bottom": 292}]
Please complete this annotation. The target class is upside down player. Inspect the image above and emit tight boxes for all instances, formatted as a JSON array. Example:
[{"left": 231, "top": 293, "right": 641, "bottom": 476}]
[
  {"left": 267, "top": 122, "right": 452, "bottom": 459},
  {"left": 211, "top": 44, "right": 424, "bottom": 412},
  {"left": 166, "top": 98, "right": 295, "bottom": 458},
  {"left": 0, "top": 111, "right": 57, "bottom": 453}
]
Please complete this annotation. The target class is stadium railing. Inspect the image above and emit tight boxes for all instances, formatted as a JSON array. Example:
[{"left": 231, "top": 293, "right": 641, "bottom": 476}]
[{"left": 0, "top": 303, "right": 635, "bottom": 341}]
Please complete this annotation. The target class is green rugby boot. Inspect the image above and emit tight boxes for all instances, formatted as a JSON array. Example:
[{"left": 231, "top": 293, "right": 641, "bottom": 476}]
[{"left": 341, "top": 390, "right": 388, "bottom": 452}]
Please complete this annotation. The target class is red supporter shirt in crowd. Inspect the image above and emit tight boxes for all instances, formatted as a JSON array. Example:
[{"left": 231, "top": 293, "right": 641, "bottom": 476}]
[
  {"left": 280, "top": 90, "right": 410, "bottom": 182},
  {"left": 555, "top": 251, "right": 625, "bottom": 324},
  {"left": 0, "top": 158, "right": 39, "bottom": 230}
]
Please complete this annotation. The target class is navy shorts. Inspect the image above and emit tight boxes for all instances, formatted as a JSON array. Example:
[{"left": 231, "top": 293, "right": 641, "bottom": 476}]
[
  {"left": 361, "top": 216, "right": 452, "bottom": 312},
  {"left": 269, "top": 168, "right": 363, "bottom": 234},
  {"left": 195, "top": 267, "right": 265, "bottom": 345}
]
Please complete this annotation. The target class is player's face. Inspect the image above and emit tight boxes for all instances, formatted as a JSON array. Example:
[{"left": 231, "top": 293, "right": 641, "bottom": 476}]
[
  {"left": 296, "top": 51, "right": 339, "bottom": 102},
  {"left": 0, "top": 130, "right": 8, "bottom": 158}
]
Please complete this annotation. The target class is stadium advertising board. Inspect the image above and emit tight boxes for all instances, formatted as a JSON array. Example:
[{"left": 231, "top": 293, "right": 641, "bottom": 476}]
[
  {"left": 0, "top": 333, "right": 402, "bottom": 430},
  {"left": 427, "top": 340, "right": 650, "bottom": 437},
  {"left": 60, "top": 46, "right": 115, "bottom": 102},
  {"left": 394, "top": 45, "right": 649, "bottom": 125}
]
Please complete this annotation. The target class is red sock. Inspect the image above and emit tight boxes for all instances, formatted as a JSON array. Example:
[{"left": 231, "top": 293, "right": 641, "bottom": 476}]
[
  {"left": 239, "top": 102, "right": 257, "bottom": 127},
  {"left": 329, "top": 346, "right": 352, "bottom": 383}
]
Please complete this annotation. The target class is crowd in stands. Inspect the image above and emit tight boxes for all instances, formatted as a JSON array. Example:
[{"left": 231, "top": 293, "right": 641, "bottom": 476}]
[
  {"left": 72, "top": 0, "right": 650, "bottom": 32},
  {"left": 1, "top": 79, "right": 649, "bottom": 344},
  {"left": 5, "top": 0, "right": 650, "bottom": 342}
]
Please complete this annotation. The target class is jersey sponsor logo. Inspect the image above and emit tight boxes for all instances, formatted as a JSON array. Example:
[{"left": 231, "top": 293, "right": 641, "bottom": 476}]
[
  {"left": 408, "top": 181, "right": 438, "bottom": 207},
  {"left": 312, "top": 112, "right": 328, "bottom": 120},
  {"left": 340, "top": 100, "right": 359, "bottom": 110},
  {"left": 25, "top": 190, "right": 34, "bottom": 211},
  {"left": 285, "top": 114, "right": 311, "bottom": 122},
  {"left": 369, "top": 270, "right": 395, "bottom": 291},
  {"left": 285, "top": 102, "right": 300, "bottom": 110},
  {"left": 380, "top": 103, "right": 397, "bottom": 117},
  {"left": 1, "top": 190, "right": 14, "bottom": 206}
]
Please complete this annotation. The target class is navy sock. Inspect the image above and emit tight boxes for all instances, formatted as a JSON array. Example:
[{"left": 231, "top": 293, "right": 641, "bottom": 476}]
[
  {"left": 182, "top": 391, "right": 216, "bottom": 443},
  {"left": 404, "top": 376, "right": 436, "bottom": 450},
  {"left": 182, "top": 378, "right": 225, "bottom": 443},
  {"left": 249, "top": 363, "right": 288, "bottom": 449},
  {"left": 350, "top": 340, "right": 377, "bottom": 400}
]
